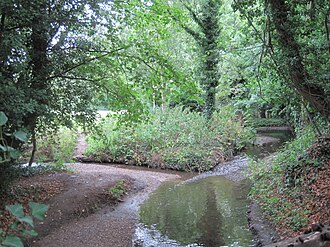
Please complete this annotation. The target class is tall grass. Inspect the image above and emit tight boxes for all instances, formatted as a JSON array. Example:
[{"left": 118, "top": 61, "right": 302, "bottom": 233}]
[{"left": 86, "top": 106, "right": 254, "bottom": 172}]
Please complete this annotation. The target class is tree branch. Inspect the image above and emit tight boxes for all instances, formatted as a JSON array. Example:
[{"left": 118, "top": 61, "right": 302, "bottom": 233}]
[
  {"left": 128, "top": 55, "right": 157, "bottom": 71},
  {"left": 47, "top": 46, "right": 130, "bottom": 80},
  {"left": 28, "top": 130, "right": 36, "bottom": 167},
  {"left": 57, "top": 75, "right": 105, "bottom": 82},
  {"left": 232, "top": 0, "right": 263, "bottom": 43},
  {"left": 179, "top": 0, "right": 204, "bottom": 30},
  {"left": 167, "top": 9, "right": 204, "bottom": 44}
]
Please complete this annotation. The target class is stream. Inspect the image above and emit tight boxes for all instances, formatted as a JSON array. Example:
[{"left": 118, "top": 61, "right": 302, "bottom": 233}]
[{"left": 133, "top": 128, "right": 292, "bottom": 247}]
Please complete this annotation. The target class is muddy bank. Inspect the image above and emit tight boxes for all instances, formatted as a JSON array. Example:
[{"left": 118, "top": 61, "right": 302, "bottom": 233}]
[
  {"left": 266, "top": 224, "right": 330, "bottom": 247},
  {"left": 28, "top": 163, "right": 181, "bottom": 247},
  {"left": 248, "top": 202, "right": 280, "bottom": 246}
]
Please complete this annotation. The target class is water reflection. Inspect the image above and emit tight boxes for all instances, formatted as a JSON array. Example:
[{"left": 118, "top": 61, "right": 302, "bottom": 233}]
[
  {"left": 196, "top": 186, "right": 224, "bottom": 246},
  {"left": 137, "top": 177, "right": 253, "bottom": 246},
  {"left": 246, "top": 130, "right": 293, "bottom": 159}
]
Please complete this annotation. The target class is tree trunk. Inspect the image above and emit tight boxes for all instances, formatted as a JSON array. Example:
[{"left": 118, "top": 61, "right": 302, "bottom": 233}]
[
  {"left": 28, "top": 130, "right": 37, "bottom": 167},
  {"left": 23, "top": 1, "right": 50, "bottom": 134},
  {"left": 203, "top": 52, "right": 218, "bottom": 119},
  {"left": 269, "top": 0, "right": 330, "bottom": 122},
  {"left": 178, "top": 0, "right": 220, "bottom": 119},
  {"left": 201, "top": 0, "right": 220, "bottom": 119}
]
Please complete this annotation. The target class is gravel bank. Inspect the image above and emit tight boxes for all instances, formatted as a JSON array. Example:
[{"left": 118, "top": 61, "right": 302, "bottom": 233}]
[{"left": 30, "top": 163, "right": 181, "bottom": 247}]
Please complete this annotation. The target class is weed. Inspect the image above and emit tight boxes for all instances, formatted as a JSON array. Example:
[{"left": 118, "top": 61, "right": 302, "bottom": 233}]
[
  {"left": 247, "top": 126, "right": 330, "bottom": 234},
  {"left": 107, "top": 180, "right": 126, "bottom": 200},
  {"left": 86, "top": 106, "right": 254, "bottom": 171}
]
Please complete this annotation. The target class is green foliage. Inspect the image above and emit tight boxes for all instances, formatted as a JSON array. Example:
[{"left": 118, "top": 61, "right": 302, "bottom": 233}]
[
  {"left": 0, "top": 202, "right": 48, "bottom": 247},
  {"left": 249, "top": 118, "right": 287, "bottom": 127},
  {"left": 0, "top": 112, "right": 27, "bottom": 164},
  {"left": 248, "top": 127, "right": 318, "bottom": 232},
  {"left": 0, "top": 112, "right": 28, "bottom": 195},
  {"left": 0, "top": 113, "right": 8, "bottom": 126},
  {"left": 87, "top": 106, "right": 254, "bottom": 172},
  {"left": 107, "top": 180, "right": 126, "bottom": 201},
  {"left": 232, "top": 0, "right": 330, "bottom": 122},
  {"left": 33, "top": 127, "right": 78, "bottom": 163},
  {"left": 28, "top": 202, "right": 49, "bottom": 221},
  {"left": 0, "top": 0, "right": 110, "bottom": 137}
]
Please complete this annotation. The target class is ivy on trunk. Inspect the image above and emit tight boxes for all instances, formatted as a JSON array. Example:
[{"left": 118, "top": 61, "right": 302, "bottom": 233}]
[{"left": 268, "top": 0, "right": 330, "bottom": 123}]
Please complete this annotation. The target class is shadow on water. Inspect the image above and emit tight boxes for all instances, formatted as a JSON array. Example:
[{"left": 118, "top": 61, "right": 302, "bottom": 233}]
[
  {"left": 134, "top": 177, "right": 253, "bottom": 247},
  {"left": 133, "top": 129, "right": 293, "bottom": 247},
  {"left": 245, "top": 129, "right": 293, "bottom": 159}
]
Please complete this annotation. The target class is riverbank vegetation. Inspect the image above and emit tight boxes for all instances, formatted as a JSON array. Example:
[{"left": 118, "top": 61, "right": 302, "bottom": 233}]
[
  {"left": 22, "top": 128, "right": 79, "bottom": 165},
  {"left": 0, "top": 0, "right": 329, "bottom": 243},
  {"left": 248, "top": 125, "right": 330, "bottom": 236},
  {"left": 86, "top": 106, "right": 254, "bottom": 172}
]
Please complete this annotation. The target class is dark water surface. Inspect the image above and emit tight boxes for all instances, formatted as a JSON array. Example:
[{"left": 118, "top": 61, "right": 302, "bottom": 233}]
[
  {"left": 135, "top": 177, "right": 253, "bottom": 247},
  {"left": 133, "top": 129, "right": 293, "bottom": 247},
  {"left": 245, "top": 129, "right": 293, "bottom": 159}
]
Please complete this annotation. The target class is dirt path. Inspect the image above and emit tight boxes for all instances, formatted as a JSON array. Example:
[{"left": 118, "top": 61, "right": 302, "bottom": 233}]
[
  {"left": 73, "top": 133, "right": 88, "bottom": 158},
  {"left": 25, "top": 129, "right": 290, "bottom": 246},
  {"left": 29, "top": 164, "right": 181, "bottom": 247}
]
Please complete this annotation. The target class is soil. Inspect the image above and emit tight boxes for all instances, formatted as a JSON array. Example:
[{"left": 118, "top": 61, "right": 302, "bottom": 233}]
[
  {"left": 248, "top": 202, "right": 280, "bottom": 246},
  {"left": 1, "top": 134, "right": 183, "bottom": 247},
  {"left": 2, "top": 129, "right": 326, "bottom": 247},
  {"left": 23, "top": 164, "right": 181, "bottom": 247},
  {"left": 73, "top": 133, "right": 89, "bottom": 159}
]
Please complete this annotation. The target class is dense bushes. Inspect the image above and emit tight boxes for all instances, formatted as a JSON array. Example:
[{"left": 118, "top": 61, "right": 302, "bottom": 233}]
[
  {"left": 248, "top": 127, "right": 330, "bottom": 234},
  {"left": 249, "top": 118, "right": 287, "bottom": 127},
  {"left": 34, "top": 127, "right": 79, "bottom": 163},
  {"left": 86, "top": 106, "right": 254, "bottom": 172}
]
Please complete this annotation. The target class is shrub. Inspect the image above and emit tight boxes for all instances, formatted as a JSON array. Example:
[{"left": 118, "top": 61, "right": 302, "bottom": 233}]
[
  {"left": 0, "top": 202, "right": 48, "bottom": 247},
  {"left": 23, "top": 127, "right": 79, "bottom": 164},
  {"left": 247, "top": 126, "right": 328, "bottom": 233},
  {"left": 0, "top": 112, "right": 28, "bottom": 196},
  {"left": 249, "top": 117, "right": 287, "bottom": 127},
  {"left": 86, "top": 106, "right": 254, "bottom": 172},
  {"left": 106, "top": 180, "right": 127, "bottom": 200}
]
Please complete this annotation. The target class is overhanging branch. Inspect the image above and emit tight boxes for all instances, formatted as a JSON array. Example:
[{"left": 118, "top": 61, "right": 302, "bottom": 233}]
[
  {"left": 179, "top": 0, "right": 204, "bottom": 30},
  {"left": 47, "top": 46, "right": 130, "bottom": 80},
  {"left": 167, "top": 9, "right": 204, "bottom": 44}
]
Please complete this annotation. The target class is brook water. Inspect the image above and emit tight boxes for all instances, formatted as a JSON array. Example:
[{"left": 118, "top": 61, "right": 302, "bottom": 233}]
[{"left": 133, "top": 129, "right": 292, "bottom": 247}]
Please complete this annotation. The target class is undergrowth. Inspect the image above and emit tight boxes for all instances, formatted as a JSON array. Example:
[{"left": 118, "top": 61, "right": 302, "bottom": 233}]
[
  {"left": 248, "top": 126, "right": 330, "bottom": 236},
  {"left": 106, "top": 180, "right": 127, "bottom": 200},
  {"left": 249, "top": 118, "right": 287, "bottom": 127},
  {"left": 86, "top": 106, "right": 255, "bottom": 172},
  {"left": 21, "top": 127, "right": 78, "bottom": 164}
]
